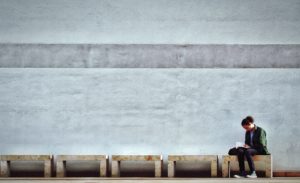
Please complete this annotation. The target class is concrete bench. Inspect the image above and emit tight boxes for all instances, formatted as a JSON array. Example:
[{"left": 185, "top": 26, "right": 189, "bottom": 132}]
[
  {"left": 0, "top": 155, "right": 52, "bottom": 177},
  {"left": 168, "top": 155, "right": 218, "bottom": 177},
  {"left": 111, "top": 155, "right": 163, "bottom": 177},
  {"left": 222, "top": 155, "right": 272, "bottom": 178},
  {"left": 56, "top": 155, "right": 108, "bottom": 177}
]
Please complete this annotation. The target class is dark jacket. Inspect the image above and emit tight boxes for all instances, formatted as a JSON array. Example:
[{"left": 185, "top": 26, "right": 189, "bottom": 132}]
[{"left": 245, "top": 125, "right": 269, "bottom": 155}]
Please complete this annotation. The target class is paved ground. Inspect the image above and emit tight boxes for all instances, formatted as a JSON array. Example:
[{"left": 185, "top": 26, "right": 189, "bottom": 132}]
[{"left": 0, "top": 178, "right": 300, "bottom": 183}]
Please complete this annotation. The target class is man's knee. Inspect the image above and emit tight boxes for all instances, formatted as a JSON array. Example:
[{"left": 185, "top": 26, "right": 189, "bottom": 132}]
[
  {"left": 245, "top": 149, "right": 257, "bottom": 156},
  {"left": 244, "top": 149, "right": 251, "bottom": 156},
  {"left": 228, "top": 147, "right": 247, "bottom": 155},
  {"left": 237, "top": 148, "right": 245, "bottom": 154}
]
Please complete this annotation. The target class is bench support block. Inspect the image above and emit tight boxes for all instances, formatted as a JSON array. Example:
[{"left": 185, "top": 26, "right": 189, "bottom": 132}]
[
  {"left": 100, "top": 159, "right": 108, "bottom": 177},
  {"left": 111, "top": 161, "right": 120, "bottom": 177},
  {"left": 44, "top": 160, "right": 52, "bottom": 177},
  {"left": 154, "top": 160, "right": 162, "bottom": 177},
  {"left": 168, "top": 161, "right": 175, "bottom": 177},
  {"left": 56, "top": 161, "right": 66, "bottom": 177},
  {"left": 0, "top": 161, "right": 10, "bottom": 177}
]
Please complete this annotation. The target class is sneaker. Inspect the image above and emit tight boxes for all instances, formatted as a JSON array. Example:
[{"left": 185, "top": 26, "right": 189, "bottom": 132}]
[
  {"left": 246, "top": 171, "right": 258, "bottom": 178},
  {"left": 234, "top": 172, "right": 246, "bottom": 178}
]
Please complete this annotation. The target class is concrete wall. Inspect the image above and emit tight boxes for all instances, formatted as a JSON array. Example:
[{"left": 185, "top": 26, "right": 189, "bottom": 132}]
[
  {"left": 0, "top": 69, "right": 300, "bottom": 172},
  {"left": 0, "top": 0, "right": 300, "bottom": 44},
  {"left": 0, "top": 0, "right": 300, "bottom": 176},
  {"left": 1, "top": 44, "right": 300, "bottom": 68}
]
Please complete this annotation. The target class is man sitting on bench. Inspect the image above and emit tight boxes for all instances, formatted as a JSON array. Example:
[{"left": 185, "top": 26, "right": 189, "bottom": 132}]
[{"left": 228, "top": 116, "right": 270, "bottom": 178}]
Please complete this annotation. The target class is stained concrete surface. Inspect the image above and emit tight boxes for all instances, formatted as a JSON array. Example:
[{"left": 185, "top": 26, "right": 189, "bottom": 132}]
[{"left": 0, "top": 44, "right": 299, "bottom": 68}]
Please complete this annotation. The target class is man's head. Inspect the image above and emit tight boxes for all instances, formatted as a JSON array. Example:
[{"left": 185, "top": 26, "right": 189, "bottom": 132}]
[{"left": 241, "top": 116, "right": 255, "bottom": 131}]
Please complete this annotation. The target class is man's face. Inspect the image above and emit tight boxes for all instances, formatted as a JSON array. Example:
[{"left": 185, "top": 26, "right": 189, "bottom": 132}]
[{"left": 242, "top": 124, "right": 253, "bottom": 131}]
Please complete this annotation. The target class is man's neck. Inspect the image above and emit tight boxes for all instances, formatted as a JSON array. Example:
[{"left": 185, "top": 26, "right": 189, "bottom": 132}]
[{"left": 250, "top": 124, "right": 256, "bottom": 132}]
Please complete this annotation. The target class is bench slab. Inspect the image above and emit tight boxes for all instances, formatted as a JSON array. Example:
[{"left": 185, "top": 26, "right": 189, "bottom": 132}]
[
  {"left": 111, "top": 155, "right": 163, "bottom": 177},
  {"left": 0, "top": 155, "right": 52, "bottom": 177},
  {"left": 0, "top": 155, "right": 51, "bottom": 161},
  {"left": 222, "top": 155, "right": 272, "bottom": 178},
  {"left": 112, "top": 155, "right": 162, "bottom": 161},
  {"left": 56, "top": 155, "right": 107, "bottom": 161},
  {"left": 56, "top": 155, "right": 108, "bottom": 177},
  {"left": 168, "top": 155, "right": 218, "bottom": 177}
]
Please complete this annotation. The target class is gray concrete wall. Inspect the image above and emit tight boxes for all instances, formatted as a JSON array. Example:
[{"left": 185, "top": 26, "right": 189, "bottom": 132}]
[
  {"left": 0, "top": 68, "right": 299, "bottom": 172},
  {"left": 0, "top": 44, "right": 300, "bottom": 68},
  {"left": 0, "top": 0, "right": 300, "bottom": 44},
  {"left": 0, "top": 0, "right": 300, "bottom": 176}
]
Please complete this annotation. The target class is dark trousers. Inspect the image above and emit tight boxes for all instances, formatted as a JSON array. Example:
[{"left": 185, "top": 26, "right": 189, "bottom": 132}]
[{"left": 229, "top": 147, "right": 258, "bottom": 173}]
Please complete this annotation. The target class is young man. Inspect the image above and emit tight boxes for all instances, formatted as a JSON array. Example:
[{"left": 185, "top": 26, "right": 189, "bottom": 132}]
[{"left": 228, "top": 116, "right": 269, "bottom": 178}]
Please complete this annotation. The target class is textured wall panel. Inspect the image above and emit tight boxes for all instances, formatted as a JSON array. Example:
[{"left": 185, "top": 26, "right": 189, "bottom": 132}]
[
  {"left": 1, "top": 44, "right": 300, "bottom": 68},
  {"left": 0, "top": 68, "right": 299, "bottom": 171}
]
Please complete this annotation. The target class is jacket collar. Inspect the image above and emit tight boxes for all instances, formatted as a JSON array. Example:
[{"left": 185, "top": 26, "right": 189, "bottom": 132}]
[{"left": 253, "top": 124, "right": 258, "bottom": 131}]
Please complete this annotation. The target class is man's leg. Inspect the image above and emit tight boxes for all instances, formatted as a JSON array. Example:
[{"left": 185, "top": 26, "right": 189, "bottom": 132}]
[
  {"left": 244, "top": 148, "right": 258, "bottom": 178},
  {"left": 234, "top": 148, "right": 246, "bottom": 178},
  {"left": 244, "top": 148, "right": 258, "bottom": 172},
  {"left": 237, "top": 148, "right": 246, "bottom": 173}
]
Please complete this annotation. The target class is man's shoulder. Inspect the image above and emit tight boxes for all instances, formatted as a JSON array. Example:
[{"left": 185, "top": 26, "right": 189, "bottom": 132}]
[{"left": 256, "top": 126, "right": 266, "bottom": 133}]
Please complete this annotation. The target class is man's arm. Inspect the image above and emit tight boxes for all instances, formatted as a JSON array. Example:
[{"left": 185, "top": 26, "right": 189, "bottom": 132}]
[{"left": 259, "top": 129, "right": 267, "bottom": 147}]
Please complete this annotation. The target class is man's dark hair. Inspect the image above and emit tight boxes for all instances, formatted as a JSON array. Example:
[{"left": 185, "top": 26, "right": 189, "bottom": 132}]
[{"left": 241, "top": 116, "right": 254, "bottom": 126}]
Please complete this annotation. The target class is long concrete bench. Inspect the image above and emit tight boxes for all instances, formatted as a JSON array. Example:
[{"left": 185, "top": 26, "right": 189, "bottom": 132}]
[
  {"left": 111, "top": 155, "right": 163, "bottom": 177},
  {"left": 222, "top": 155, "right": 272, "bottom": 178},
  {"left": 0, "top": 155, "right": 52, "bottom": 177},
  {"left": 168, "top": 155, "right": 218, "bottom": 177},
  {"left": 56, "top": 155, "right": 108, "bottom": 177}
]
